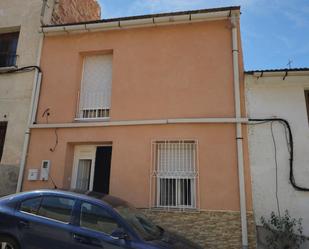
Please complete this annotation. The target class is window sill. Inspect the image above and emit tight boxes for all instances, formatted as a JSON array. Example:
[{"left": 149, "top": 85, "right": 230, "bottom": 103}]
[
  {"left": 74, "top": 117, "right": 110, "bottom": 122},
  {"left": 0, "top": 65, "right": 17, "bottom": 71},
  {"left": 149, "top": 207, "right": 199, "bottom": 213}
]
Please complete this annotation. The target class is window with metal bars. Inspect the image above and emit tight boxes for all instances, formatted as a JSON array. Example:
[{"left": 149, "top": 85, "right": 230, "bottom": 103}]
[
  {"left": 76, "top": 54, "right": 112, "bottom": 120},
  {"left": 151, "top": 140, "right": 198, "bottom": 210},
  {"left": 0, "top": 32, "right": 19, "bottom": 67},
  {"left": 0, "top": 122, "right": 8, "bottom": 162}
]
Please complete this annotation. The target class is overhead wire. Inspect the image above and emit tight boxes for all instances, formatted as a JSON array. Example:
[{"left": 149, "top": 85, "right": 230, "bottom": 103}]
[
  {"left": 249, "top": 118, "right": 309, "bottom": 192},
  {"left": 0, "top": 66, "right": 41, "bottom": 74}
]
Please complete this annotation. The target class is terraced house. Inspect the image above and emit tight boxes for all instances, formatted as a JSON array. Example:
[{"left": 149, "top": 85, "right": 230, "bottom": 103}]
[{"left": 19, "top": 6, "right": 256, "bottom": 248}]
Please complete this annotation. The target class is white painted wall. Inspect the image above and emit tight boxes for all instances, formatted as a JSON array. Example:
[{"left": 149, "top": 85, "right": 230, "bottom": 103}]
[
  {"left": 246, "top": 73, "right": 309, "bottom": 237},
  {"left": 0, "top": 1, "right": 56, "bottom": 196}
]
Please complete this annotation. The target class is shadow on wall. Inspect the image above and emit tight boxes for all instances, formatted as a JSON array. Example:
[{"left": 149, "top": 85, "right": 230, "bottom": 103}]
[
  {"left": 256, "top": 226, "right": 309, "bottom": 249},
  {"left": 0, "top": 165, "right": 19, "bottom": 197}
]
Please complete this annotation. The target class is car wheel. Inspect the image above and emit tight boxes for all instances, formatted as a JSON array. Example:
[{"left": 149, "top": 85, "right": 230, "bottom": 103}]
[{"left": 0, "top": 236, "right": 19, "bottom": 249}]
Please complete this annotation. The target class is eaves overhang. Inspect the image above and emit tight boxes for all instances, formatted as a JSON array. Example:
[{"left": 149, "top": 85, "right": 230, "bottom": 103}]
[
  {"left": 245, "top": 68, "right": 309, "bottom": 78},
  {"left": 40, "top": 6, "right": 240, "bottom": 35}
]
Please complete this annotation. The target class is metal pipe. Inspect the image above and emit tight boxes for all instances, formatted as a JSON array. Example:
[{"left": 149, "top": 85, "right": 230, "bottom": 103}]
[
  {"left": 16, "top": 34, "right": 44, "bottom": 192},
  {"left": 231, "top": 13, "right": 248, "bottom": 249},
  {"left": 16, "top": 72, "right": 40, "bottom": 192},
  {"left": 30, "top": 117, "right": 249, "bottom": 129}
]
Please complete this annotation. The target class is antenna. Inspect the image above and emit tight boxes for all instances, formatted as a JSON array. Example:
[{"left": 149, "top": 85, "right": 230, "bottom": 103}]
[{"left": 287, "top": 59, "right": 293, "bottom": 69}]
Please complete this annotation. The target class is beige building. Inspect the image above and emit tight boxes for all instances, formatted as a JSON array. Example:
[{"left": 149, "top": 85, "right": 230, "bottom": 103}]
[{"left": 0, "top": 0, "right": 100, "bottom": 196}]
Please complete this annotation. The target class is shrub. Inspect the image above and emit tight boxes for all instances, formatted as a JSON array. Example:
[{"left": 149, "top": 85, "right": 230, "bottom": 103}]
[{"left": 261, "top": 210, "right": 306, "bottom": 249}]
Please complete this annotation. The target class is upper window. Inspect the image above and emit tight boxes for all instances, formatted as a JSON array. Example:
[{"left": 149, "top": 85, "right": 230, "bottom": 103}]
[
  {"left": 77, "top": 54, "right": 113, "bottom": 120},
  {"left": 80, "top": 202, "right": 118, "bottom": 235},
  {"left": 151, "top": 140, "right": 198, "bottom": 210},
  {"left": 0, "top": 122, "right": 7, "bottom": 162},
  {"left": 37, "top": 196, "right": 75, "bottom": 223},
  {"left": 20, "top": 197, "right": 42, "bottom": 215},
  {"left": 0, "top": 32, "right": 19, "bottom": 67}
]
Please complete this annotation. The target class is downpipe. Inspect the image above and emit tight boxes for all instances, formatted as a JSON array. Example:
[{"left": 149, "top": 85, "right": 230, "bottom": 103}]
[
  {"left": 231, "top": 13, "right": 249, "bottom": 249},
  {"left": 16, "top": 34, "right": 44, "bottom": 193}
]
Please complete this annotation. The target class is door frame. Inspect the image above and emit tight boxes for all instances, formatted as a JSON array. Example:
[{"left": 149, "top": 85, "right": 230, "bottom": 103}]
[
  {"left": 71, "top": 145, "right": 96, "bottom": 191},
  {"left": 71, "top": 144, "right": 112, "bottom": 191}
]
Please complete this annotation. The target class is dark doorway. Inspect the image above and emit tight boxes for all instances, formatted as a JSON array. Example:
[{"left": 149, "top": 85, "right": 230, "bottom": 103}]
[
  {"left": 0, "top": 122, "right": 8, "bottom": 162},
  {"left": 93, "top": 146, "right": 112, "bottom": 194}
]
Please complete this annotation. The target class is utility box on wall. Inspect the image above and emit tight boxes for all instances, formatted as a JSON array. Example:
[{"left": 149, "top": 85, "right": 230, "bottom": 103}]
[
  {"left": 28, "top": 169, "right": 39, "bottom": 181},
  {"left": 40, "top": 160, "right": 50, "bottom": 181}
]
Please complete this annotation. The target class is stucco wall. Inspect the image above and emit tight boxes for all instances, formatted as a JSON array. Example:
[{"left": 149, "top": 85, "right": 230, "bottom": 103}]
[
  {"left": 37, "top": 20, "right": 239, "bottom": 123},
  {"left": 23, "top": 124, "right": 253, "bottom": 211},
  {"left": 245, "top": 73, "right": 309, "bottom": 237}
]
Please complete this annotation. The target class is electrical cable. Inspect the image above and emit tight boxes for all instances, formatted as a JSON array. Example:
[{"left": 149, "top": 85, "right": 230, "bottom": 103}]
[
  {"left": 249, "top": 118, "right": 309, "bottom": 192},
  {"left": 42, "top": 108, "right": 50, "bottom": 124},
  {"left": 0, "top": 66, "right": 42, "bottom": 74},
  {"left": 48, "top": 171, "right": 58, "bottom": 189},
  {"left": 50, "top": 128, "right": 58, "bottom": 152},
  {"left": 270, "top": 121, "right": 281, "bottom": 217}
]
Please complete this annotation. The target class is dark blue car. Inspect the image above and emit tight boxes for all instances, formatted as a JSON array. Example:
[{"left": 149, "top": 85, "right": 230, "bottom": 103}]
[{"left": 0, "top": 190, "right": 202, "bottom": 249}]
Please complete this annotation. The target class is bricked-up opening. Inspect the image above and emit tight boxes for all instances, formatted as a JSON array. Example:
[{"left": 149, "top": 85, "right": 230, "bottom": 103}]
[
  {"left": 150, "top": 140, "right": 199, "bottom": 211},
  {"left": 0, "top": 32, "right": 19, "bottom": 67},
  {"left": 305, "top": 90, "right": 309, "bottom": 124},
  {"left": 0, "top": 122, "right": 8, "bottom": 162}
]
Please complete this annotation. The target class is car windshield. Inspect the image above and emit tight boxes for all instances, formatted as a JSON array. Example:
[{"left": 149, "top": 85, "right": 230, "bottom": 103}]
[{"left": 114, "top": 204, "right": 162, "bottom": 241}]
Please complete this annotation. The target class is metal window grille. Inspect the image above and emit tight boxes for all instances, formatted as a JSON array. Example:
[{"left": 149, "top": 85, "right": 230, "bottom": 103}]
[
  {"left": 150, "top": 140, "right": 199, "bottom": 211},
  {"left": 77, "top": 55, "right": 112, "bottom": 120}
]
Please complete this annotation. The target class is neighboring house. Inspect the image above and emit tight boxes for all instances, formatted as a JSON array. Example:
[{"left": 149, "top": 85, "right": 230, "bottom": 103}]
[
  {"left": 20, "top": 6, "right": 256, "bottom": 248},
  {"left": 0, "top": 0, "right": 100, "bottom": 196},
  {"left": 245, "top": 68, "right": 309, "bottom": 248}
]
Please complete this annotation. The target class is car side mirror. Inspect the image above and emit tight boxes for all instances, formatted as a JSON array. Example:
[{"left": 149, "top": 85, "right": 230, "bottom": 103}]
[{"left": 111, "top": 228, "right": 129, "bottom": 240}]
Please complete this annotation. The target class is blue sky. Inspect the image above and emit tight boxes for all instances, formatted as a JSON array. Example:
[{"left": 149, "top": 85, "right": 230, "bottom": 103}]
[{"left": 98, "top": 0, "right": 309, "bottom": 70}]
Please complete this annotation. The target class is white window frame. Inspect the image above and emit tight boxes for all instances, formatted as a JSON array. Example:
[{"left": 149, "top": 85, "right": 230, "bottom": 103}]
[
  {"left": 150, "top": 140, "right": 199, "bottom": 211},
  {"left": 76, "top": 54, "right": 112, "bottom": 121}
]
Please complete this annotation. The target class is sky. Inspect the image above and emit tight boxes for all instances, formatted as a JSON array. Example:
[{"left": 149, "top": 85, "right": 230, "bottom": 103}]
[{"left": 97, "top": 0, "right": 309, "bottom": 71}]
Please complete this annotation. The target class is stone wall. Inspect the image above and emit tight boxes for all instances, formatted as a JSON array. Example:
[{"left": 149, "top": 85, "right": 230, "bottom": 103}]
[
  {"left": 0, "top": 165, "right": 19, "bottom": 197},
  {"left": 142, "top": 209, "right": 257, "bottom": 249},
  {"left": 51, "top": 0, "right": 101, "bottom": 25}
]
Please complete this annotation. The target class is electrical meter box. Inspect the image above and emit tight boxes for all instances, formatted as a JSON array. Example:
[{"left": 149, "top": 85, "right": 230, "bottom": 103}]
[
  {"left": 28, "top": 169, "right": 39, "bottom": 181},
  {"left": 40, "top": 160, "right": 50, "bottom": 181}
]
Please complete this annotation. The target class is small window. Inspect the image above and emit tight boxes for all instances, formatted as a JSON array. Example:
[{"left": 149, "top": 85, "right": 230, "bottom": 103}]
[
  {"left": 0, "top": 122, "right": 7, "bottom": 162},
  {"left": 80, "top": 202, "right": 118, "bottom": 235},
  {"left": 0, "top": 32, "right": 19, "bottom": 67},
  {"left": 37, "top": 196, "right": 75, "bottom": 223},
  {"left": 305, "top": 90, "right": 309, "bottom": 123},
  {"left": 20, "top": 197, "right": 42, "bottom": 215}
]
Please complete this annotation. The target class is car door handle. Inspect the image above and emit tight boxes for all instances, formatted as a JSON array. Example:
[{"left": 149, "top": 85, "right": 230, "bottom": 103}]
[
  {"left": 19, "top": 220, "right": 30, "bottom": 229},
  {"left": 73, "top": 234, "right": 103, "bottom": 248}
]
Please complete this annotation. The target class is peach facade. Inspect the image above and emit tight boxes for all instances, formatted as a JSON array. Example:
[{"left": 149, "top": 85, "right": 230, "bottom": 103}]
[{"left": 23, "top": 16, "right": 252, "bottom": 212}]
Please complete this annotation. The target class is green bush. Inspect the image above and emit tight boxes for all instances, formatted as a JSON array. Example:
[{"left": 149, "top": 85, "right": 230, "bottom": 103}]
[{"left": 261, "top": 210, "right": 306, "bottom": 249}]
